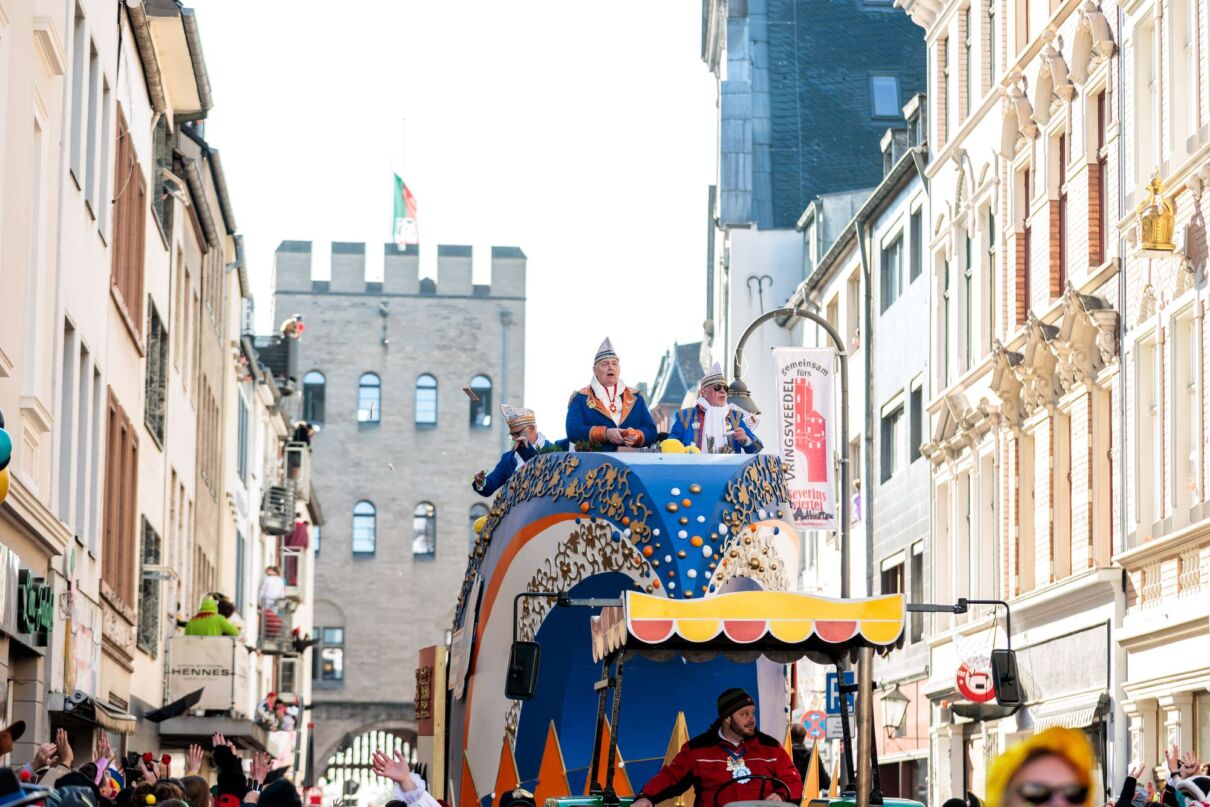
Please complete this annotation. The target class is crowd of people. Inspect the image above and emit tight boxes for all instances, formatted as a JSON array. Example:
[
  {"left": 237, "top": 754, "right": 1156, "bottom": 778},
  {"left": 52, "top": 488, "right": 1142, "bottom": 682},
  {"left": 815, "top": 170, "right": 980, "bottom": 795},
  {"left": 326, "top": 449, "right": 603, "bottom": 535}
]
[
  {"left": 0, "top": 727, "right": 443, "bottom": 807},
  {"left": 472, "top": 338, "right": 762, "bottom": 498}
]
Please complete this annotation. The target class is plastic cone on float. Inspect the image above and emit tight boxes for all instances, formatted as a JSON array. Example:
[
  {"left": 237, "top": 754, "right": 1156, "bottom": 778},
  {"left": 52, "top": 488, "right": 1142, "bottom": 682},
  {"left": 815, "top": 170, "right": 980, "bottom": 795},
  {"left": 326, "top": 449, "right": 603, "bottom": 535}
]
[
  {"left": 494, "top": 736, "right": 521, "bottom": 801},
  {"left": 656, "top": 713, "right": 692, "bottom": 807},
  {"left": 534, "top": 722, "right": 571, "bottom": 807},
  {"left": 582, "top": 718, "right": 633, "bottom": 797},
  {"left": 800, "top": 741, "right": 820, "bottom": 805}
]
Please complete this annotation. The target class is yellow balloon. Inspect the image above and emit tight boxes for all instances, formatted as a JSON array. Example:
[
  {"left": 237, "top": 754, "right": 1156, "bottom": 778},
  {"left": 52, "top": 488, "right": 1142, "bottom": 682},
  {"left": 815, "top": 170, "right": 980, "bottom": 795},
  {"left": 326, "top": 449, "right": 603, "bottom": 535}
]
[
  {"left": 472, "top": 515, "right": 487, "bottom": 534},
  {"left": 0, "top": 467, "right": 9, "bottom": 506},
  {"left": 660, "top": 438, "right": 686, "bottom": 454}
]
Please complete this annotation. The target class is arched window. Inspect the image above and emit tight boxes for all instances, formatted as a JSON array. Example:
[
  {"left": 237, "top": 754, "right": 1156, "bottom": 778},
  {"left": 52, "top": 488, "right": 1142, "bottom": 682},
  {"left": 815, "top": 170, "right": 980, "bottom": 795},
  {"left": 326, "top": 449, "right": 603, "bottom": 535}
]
[
  {"left": 303, "top": 371, "right": 326, "bottom": 424},
  {"left": 415, "top": 374, "right": 437, "bottom": 426},
  {"left": 357, "top": 373, "right": 381, "bottom": 423},
  {"left": 468, "top": 504, "right": 488, "bottom": 551},
  {"left": 413, "top": 502, "right": 436, "bottom": 558},
  {"left": 352, "top": 501, "right": 376, "bottom": 555},
  {"left": 468, "top": 375, "right": 492, "bottom": 428}
]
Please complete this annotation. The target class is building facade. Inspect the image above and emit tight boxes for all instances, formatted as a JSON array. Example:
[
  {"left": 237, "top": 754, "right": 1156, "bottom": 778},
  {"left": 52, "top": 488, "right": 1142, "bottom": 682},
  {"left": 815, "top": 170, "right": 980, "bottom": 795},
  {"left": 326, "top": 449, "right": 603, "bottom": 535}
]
[
  {"left": 700, "top": 0, "right": 927, "bottom": 449},
  {"left": 0, "top": 0, "right": 319, "bottom": 780},
  {"left": 897, "top": 0, "right": 1126, "bottom": 799},
  {"left": 273, "top": 242, "right": 526, "bottom": 791}
]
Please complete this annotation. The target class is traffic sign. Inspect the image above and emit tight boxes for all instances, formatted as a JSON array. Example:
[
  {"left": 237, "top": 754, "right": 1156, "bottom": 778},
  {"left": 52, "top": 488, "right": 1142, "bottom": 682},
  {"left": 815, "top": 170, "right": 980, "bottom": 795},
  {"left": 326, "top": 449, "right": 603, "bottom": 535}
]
[
  {"left": 802, "top": 709, "right": 827, "bottom": 740},
  {"left": 956, "top": 662, "right": 996, "bottom": 703},
  {"left": 825, "top": 715, "right": 847, "bottom": 740},
  {"left": 825, "top": 671, "right": 855, "bottom": 715}
]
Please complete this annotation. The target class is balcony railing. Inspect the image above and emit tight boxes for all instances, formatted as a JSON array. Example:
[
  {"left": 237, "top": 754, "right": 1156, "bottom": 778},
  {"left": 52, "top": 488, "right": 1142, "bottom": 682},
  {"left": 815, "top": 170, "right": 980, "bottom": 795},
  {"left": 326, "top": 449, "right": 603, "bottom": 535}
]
[
  {"left": 283, "top": 442, "right": 310, "bottom": 501},
  {"left": 167, "top": 635, "right": 251, "bottom": 717},
  {"left": 260, "top": 485, "right": 295, "bottom": 536},
  {"left": 257, "top": 598, "right": 297, "bottom": 655}
]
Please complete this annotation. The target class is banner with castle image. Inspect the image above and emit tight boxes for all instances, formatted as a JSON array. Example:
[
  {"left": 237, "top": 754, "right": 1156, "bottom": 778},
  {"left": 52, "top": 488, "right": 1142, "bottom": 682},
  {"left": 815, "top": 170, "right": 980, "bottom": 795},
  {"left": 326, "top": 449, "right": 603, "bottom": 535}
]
[{"left": 773, "top": 348, "right": 836, "bottom": 530}]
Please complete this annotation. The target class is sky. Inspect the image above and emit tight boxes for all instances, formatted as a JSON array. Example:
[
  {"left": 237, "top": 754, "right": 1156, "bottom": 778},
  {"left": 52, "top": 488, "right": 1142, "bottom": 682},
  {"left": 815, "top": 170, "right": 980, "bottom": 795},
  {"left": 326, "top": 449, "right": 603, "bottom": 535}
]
[{"left": 189, "top": 0, "right": 718, "bottom": 437}]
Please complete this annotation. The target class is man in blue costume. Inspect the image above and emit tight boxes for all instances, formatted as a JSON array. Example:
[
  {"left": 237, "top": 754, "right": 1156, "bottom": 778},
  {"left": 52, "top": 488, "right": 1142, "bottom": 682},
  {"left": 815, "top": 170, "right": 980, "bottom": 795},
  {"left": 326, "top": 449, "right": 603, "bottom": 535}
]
[
  {"left": 473, "top": 405, "right": 566, "bottom": 497},
  {"left": 566, "top": 337, "right": 658, "bottom": 451},
  {"left": 669, "top": 362, "right": 762, "bottom": 454}
]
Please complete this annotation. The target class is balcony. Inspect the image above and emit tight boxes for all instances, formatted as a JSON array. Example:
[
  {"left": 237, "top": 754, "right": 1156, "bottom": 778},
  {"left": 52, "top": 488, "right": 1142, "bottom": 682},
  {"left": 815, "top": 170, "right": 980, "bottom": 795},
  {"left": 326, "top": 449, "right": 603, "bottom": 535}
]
[
  {"left": 257, "top": 598, "right": 297, "bottom": 655},
  {"left": 252, "top": 334, "right": 299, "bottom": 395},
  {"left": 1117, "top": 519, "right": 1210, "bottom": 620},
  {"left": 260, "top": 485, "right": 295, "bottom": 536},
  {"left": 281, "top": 545, "right": 307, "bottom": 600},
  {"left": 284, "top": 441, "right": 310, "bottom": 501},
  {"left": 167, "top": 635, "right": 251, "bottom": 715}
]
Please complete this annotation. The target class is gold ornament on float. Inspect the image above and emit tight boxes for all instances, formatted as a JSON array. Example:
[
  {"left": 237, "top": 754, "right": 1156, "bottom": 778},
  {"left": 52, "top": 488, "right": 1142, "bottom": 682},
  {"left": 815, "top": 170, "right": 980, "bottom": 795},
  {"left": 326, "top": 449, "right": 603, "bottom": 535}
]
[{"left": 1138, "top": 173, "right": 1176, "bottom": 252}]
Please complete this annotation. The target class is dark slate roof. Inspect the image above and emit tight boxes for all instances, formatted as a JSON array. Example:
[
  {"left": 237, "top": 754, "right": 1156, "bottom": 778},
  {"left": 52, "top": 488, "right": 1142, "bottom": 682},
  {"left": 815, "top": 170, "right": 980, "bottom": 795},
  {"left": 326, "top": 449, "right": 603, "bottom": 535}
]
[
  {"left": 649, "top": 342, "right": 705, "bottom": 407},
  {"left": 718, "top": 0, "right": 926, "bottom": 230}
]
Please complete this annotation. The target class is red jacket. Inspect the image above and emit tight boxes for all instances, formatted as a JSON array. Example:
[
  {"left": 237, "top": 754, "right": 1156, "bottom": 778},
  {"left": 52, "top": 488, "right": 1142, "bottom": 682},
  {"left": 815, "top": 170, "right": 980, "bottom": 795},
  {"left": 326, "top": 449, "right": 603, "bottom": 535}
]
[{"left": 638, "top": 727, "right": 803, "bottom": 807}]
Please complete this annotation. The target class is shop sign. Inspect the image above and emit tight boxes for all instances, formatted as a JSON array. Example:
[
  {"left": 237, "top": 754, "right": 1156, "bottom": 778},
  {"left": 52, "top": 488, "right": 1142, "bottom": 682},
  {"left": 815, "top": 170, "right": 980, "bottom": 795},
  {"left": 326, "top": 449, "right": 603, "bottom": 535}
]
[
  {"left": 956, "top": 661, "right": 996, "bottom": 703},
  {"left": 17, "top": 570, "right": 54, "bottom": 645}
]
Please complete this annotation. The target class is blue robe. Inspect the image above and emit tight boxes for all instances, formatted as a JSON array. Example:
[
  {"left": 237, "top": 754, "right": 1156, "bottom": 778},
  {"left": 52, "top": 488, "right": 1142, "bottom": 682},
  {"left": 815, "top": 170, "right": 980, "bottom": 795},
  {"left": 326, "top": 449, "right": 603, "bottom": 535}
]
[
  {"left": 474, "top": 437, "right": 568, "bottom": 497},
  {"left": 565, "top": 386, "right": 657, "bottom": 451},
  {"left": 669, "top": 404, "right": 762, "bottom": 454}
]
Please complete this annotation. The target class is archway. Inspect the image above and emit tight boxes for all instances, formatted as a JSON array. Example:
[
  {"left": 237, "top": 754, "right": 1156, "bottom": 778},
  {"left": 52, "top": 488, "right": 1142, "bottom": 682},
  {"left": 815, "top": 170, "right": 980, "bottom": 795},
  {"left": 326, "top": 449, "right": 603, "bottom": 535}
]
[{"left": 318, "top": 729, "right": 419, "bottom": 807}]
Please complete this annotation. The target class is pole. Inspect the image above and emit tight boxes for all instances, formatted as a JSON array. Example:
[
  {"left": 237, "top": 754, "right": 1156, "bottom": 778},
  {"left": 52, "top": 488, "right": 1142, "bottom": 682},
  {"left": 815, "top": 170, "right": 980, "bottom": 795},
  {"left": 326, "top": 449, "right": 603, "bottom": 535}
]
[
  {"left": 731, "top": 307, "right": 851, "bottom": 598},
  {"left": 856, "top": 647, "right": 874, "bottom": 807}
]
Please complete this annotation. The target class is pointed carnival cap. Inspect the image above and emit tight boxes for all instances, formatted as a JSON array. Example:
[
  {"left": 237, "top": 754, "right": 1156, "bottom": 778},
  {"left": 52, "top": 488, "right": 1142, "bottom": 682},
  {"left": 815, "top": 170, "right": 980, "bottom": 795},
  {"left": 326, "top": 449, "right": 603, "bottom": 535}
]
[
  {"left": 500, "top": 404, "right": 536, "bottom": 429},
  {"left": 699, "top": 361, "right": 725, "bottom": 390},
  {"left": 594, "top": 337, "right": 618, "bottom": 365}
]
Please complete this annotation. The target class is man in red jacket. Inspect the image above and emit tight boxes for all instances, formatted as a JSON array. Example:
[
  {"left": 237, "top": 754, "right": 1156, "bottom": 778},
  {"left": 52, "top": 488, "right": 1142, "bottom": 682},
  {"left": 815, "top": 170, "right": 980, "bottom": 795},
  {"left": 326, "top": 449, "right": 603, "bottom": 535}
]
[{"left": 633, "top": 689, "right": 803, "bottom": 807}]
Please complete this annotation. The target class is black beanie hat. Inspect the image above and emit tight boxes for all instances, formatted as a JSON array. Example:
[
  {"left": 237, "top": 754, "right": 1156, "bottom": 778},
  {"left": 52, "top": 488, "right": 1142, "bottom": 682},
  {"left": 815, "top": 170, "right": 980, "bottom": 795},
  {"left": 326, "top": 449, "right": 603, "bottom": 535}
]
[
  {"left": 258, "top": 779, "right": 301, "bottom": 807},
  {"left": 717, "top": 688, "right": 755, "bottom": 720}
]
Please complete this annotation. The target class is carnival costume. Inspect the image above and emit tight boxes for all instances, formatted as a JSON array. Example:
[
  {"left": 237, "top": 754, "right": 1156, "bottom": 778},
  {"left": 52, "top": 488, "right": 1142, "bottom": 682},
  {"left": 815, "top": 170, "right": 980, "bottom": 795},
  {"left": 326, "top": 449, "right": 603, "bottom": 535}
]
[
  {"left": 474, "top": 405, "right": 567, "bottom": 497},
  {"left": 669, "top": 362, "right": 761, "bottom": 454},
  {"left": 565, "top": 338, "right": 658, "bottom": 451}
]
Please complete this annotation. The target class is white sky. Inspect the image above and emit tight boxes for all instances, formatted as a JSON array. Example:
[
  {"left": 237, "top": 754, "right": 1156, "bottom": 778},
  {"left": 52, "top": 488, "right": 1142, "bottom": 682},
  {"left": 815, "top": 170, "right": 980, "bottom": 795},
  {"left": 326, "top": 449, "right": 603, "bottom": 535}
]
[{"left": 190, "top": 0, "right": 718, "bottom": 438}]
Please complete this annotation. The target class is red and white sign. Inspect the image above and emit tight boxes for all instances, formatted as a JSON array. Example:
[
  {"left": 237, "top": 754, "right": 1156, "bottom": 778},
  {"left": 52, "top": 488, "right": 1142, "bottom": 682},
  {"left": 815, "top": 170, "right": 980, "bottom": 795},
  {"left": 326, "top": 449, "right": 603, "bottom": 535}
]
[
  {"left": 956, "top": 661, "right": 996, "bottom": 703},
  {"left": 774, "top": 348, "right": 837, "bottom": 530},
  {"left": 802, "top": 709, "right": 827, "bottom": 740}
]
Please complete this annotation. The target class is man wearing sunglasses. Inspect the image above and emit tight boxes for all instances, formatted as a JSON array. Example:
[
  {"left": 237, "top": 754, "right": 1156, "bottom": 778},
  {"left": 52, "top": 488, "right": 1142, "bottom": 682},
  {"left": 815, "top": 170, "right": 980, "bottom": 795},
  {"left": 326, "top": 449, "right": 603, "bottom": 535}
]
[
  {"left": 473, "top": 405, "right": 567, "bottom": 497},
  {"left": 986, "top": 727, "right": 1095, "bottom": 807},
  {"left": 669, "top": 363, "right": 762, "bottom": 454}
]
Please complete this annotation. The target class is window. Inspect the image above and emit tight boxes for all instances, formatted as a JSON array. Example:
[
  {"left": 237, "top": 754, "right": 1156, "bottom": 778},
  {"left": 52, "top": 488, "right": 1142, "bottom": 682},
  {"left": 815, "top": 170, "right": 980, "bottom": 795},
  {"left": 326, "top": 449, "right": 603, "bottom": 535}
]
[
  {"left": 1134, "top": 15, "right": 1158, "bottom": 187},
  {"left": 910, "top": 209, "right": 923, "bottom": 281},
  {"left": 236, "top": 396, "right": 248, "bottom": 484},
  {"left": 111, "top": 105, "right": 146, "bottom": 336},
  {"left": 469, "top": 504, "right": 488, "bottom": 551},
  {"left": 313, "top": 525, "right": 321, "bottom": 557},
  {"left": 84, "top": 41, "right": 99, "bottom": 212},
  {"left": 413, "top": 502, "right": 437, "bottom": 559},
  {"left": 234, "top": 531, "right": 246, "bottom": 612},
  {"left": 303, "top": 371, "right": 326, "bottom": 424},
  {"left": 909, "top": 385, "right": 923, "bottom": 462},
  {"left": 880, "top": 402, "right": 904, "bottom": 483},
  {"left": 942, "top": 37, "right": 950, "bottom": 142},
  {"left": 986, "top": 210, "right": 996, "bottom": 352},
  {"left": 963, "top": 6, "right": 972, "bottom": 116},
  {"left": 1196, "top": 692, "right": 1210, "bottom": 763},
  {"left": 963, "top": 234, "right": 973, "bottom": 370},
  {"left": 415, "top": 374, "right": 437, "bottom": 426},
  {"left": 986, "top": 0, "right": 996, "bottom": 89},
  {"left": 151, "top": 116, "right": 174, "bottom": 238},
  {"left": 103, "top": 389, "right": 139, "bottom": 607},
  {"left": 881, "top": 558, "right": 905, "bottom": 594},
  {"left": 942, "top": 259, "right": 952, "bottom": 384},
  {"left": 98, "top": 79, "right": 112, "bottom": 236},
  {"left": 357, "top": 373, "right": 381, "bottom": 423},
  {"left": 871, "top": 75, "right": 900, "bottom": 118},
  {"left": 316, "top": 627, "right": 345, "bottom": 682},
  {"left": 1090, "top": 92, "right": 1107, "bottom": 266},
  {"left": 1173, "top": 311, "right": 1199, "bottom": 527},
  {"left": 1056, "top": 132, "right": 1068, "bottom": 295},
  {"left": 136, "top": 518, "right": 162, "bottom": 657},
  {"left": 910, "top": 542, "right": 924, "bottom": 642},
  {"left": 1169, "top": 0, "right": 1194, "bottom": 161},
  {"left": 1018, "top": 167, "right": 1032, "bottom": 324},
  {"left": 144, "top": 305, "right": 168, "bottom": 445},
  {"left": 69, "top": 5, "right": 86, "bottom": 181},
  {"left": 880, "top": 233, "right": 903, "bottom": 312},
  {"left": 352, "top": 500, "right": 376, "bottom": 555},
  {"left": 468, "top": 375, "right": 492, "bottom": 429}
]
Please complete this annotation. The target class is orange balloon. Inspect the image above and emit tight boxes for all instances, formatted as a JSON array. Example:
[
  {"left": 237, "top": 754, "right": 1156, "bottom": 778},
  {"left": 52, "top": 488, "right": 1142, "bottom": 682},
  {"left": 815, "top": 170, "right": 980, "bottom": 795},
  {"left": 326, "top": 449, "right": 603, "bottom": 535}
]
[{"left": 0, "top": 468, "right": 9, "bottom": 506}]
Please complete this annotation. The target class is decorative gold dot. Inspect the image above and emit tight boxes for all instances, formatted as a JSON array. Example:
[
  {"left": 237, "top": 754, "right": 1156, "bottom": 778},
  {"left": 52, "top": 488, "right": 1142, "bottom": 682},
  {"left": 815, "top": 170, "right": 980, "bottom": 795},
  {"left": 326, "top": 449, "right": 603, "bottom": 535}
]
[
  {"left": 689, "top": 484, "right": 702, "bottom": 494},
  {"left": 677, "top": 550, "right": 687, "bottom": 559},
  {"left": 682, "top": 498, "right": 692, "bottom": 508},
  {"left": 666, "top": 502, "right": 679, "bottom": 513},
  {"left": 679, "top": 516, "right": 689, "bottom": 525},
  {"left": 652, "top": 560, "right": 660, "bottom": 568}
]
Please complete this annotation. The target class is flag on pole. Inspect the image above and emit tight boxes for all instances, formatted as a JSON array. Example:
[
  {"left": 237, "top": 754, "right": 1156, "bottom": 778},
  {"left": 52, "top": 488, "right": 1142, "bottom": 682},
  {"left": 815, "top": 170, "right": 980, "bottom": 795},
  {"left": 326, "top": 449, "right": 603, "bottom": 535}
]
[
  {"left": 801, "top": 741, "right": 820, "bottom": 804},
  {"left": 393, "top": 174, "right": 419, "bottom": 247}
]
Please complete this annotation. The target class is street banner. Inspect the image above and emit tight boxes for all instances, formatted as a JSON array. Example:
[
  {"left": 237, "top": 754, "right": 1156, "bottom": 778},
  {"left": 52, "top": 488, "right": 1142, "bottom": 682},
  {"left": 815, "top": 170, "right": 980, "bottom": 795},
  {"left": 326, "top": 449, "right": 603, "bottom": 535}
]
[
  {"left": 773, "top": 348, "right": 836, "bottom": 529},
  {"left": 393, "top": 174, "right": 419, "bottom": 247}
]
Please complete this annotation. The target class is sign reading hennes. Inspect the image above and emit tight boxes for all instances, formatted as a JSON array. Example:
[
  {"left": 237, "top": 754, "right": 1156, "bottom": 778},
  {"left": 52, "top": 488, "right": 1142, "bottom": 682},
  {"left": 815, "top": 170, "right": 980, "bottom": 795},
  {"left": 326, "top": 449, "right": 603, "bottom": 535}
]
[{"left": 773, "top": 348, "right": 836, "bottom": 530}]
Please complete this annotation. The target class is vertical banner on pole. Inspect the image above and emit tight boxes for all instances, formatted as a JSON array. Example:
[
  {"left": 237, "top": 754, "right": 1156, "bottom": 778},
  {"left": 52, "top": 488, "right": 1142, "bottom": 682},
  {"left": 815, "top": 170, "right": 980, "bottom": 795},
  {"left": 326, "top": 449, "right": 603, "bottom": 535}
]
[{"left": 773, "top": 348, "right": 837, "bottom": 530}]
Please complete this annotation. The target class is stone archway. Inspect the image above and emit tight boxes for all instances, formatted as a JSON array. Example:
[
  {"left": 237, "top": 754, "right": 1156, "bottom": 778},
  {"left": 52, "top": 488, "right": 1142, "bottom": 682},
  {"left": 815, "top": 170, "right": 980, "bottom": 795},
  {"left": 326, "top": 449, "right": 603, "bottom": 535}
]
[{"left": 312, "top": 700, "right": 418, "bottom": 797}]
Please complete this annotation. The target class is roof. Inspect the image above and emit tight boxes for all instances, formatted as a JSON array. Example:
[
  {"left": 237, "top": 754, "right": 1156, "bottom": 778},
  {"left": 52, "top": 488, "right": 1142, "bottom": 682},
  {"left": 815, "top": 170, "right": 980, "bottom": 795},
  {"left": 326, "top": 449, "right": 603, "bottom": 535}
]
[{"left": 649, "top": 341, "right": 705, "bottom": 407}]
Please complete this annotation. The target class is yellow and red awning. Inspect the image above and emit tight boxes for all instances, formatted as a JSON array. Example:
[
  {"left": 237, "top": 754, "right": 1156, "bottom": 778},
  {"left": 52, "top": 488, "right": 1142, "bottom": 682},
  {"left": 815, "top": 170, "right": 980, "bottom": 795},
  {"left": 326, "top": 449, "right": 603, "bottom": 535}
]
[{"left": 591, "top": 591, "right": 905, "bottom": 662}]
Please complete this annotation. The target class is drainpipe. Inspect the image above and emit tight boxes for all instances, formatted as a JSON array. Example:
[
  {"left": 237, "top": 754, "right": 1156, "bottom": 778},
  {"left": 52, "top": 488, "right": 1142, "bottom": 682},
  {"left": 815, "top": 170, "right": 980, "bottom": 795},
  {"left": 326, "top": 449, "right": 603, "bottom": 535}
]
[
  {"left": 855, "top": 217, "right": 874, "bottom": 599},
  {"left": 1114, "top": 2, "right": 1129, "bottom": 788},
  {"left": 500, "top": 310, "right": 513, "bottom": 452}
]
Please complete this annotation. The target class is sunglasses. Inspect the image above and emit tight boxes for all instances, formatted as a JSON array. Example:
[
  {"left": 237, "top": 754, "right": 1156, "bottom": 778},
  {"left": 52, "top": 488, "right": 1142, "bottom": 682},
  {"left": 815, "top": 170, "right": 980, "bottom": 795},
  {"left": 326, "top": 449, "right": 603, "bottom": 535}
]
[
  {"left": 707, "top": 384, "right": 727, "bottom": 392},
  {"left": 1016, "top": 783, "right": 1089, "bottom": 805},
  {"left": 509, "top": 430, "right": 527, "bottom": 438}
]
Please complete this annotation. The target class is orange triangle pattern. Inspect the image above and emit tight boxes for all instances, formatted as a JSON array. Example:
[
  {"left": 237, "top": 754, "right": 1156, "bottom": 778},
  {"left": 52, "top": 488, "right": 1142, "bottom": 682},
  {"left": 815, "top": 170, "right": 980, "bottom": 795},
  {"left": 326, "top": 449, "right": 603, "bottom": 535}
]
[
  {"left": 656, "top": 713, "right": 692, "bottom": 807},
  {"left": 494, "top": 736, "right": 521, "bottom": 800},
  {"left": 460, "top": 751, "right": 479, "bottom": 807},
  {"left": 801, "top": 741, "right": 820, "bottom": 805},
  {"left": 828, "top": 758, "right": 841, "bottom": 797},
  {"left": 581, "top": 719, "right": 633, "bottom": 797},
  {"left": 534, "top": 721, "right": 571, "bottom": 807}
]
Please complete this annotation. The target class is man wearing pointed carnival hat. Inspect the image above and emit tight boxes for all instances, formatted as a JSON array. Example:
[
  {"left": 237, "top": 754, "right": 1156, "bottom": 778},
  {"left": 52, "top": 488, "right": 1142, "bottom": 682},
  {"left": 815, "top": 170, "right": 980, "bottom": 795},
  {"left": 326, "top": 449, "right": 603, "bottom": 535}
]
[
  {"left": 669, "top": 362, "right": 762, "bottom": 454},
  {"left": 565, "top": 338, "right": 658, "bottom": 451},
  {"left": 472, "top": 405, "right": 567, "bottom": 497}
]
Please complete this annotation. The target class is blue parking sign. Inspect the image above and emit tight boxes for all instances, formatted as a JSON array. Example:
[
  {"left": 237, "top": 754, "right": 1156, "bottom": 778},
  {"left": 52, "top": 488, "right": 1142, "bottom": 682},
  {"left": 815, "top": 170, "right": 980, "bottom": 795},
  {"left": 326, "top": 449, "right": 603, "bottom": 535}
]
[{"left": 825, "top": 671, "right": 855, "bottom": 715}]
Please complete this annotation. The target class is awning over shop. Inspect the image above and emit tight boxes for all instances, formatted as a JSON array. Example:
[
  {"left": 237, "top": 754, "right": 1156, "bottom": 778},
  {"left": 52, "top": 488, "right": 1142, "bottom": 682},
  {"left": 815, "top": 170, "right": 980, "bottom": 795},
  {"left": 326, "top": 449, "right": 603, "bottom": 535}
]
[
  {"left": 155, "top": 716, "right": 268, "bottom": 751},
  {"left": 50, "top": 692, "right": 138, "bottom": 735},
  {"left": 1030, "top": 691, "right": 1109, "bottom": 732},
  {"left": 591, "top": 590, "right": 906, "bottom": 663}
]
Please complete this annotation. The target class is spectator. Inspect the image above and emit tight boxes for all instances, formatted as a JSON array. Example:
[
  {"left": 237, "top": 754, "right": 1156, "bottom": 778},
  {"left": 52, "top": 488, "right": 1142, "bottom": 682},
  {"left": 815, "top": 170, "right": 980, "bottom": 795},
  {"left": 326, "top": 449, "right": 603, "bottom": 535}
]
[{"left": 185, "top": 597, "right": 240, "bottom": 637}]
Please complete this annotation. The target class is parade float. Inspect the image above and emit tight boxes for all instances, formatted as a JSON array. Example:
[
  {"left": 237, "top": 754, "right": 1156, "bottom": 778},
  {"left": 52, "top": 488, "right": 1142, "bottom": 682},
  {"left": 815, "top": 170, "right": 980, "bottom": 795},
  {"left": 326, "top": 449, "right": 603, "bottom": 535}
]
[{"left": 423, "top": 449, "right": 915, "bottom": 807}]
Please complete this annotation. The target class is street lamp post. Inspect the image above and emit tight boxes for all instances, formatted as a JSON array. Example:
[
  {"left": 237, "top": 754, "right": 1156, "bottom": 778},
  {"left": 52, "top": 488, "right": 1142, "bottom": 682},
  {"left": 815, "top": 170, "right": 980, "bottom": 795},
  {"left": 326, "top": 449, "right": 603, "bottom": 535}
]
[{"left": 728, "top": 307, "right": 852, "bottom": 599}]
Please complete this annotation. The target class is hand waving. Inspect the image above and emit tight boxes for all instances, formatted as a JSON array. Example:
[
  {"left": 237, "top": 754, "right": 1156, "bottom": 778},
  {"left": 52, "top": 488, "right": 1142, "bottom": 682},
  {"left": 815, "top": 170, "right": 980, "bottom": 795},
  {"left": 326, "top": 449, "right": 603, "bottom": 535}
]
[
  {"left": 187, "top": 744, "right": 205, "bottom": 776},
  {"left": 371, "top": 750, "right": 413, "bottom": 790},
  {"left": 55, "top": 729, "right": 74, "bottom": 768},
  {"left": 1179, "top": 751, "right": 1199, "bottom": 777}
]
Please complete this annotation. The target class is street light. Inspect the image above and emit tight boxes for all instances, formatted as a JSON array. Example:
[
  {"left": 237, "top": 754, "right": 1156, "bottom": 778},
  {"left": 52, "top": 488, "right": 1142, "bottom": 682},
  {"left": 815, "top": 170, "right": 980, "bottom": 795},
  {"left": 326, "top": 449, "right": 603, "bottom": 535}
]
[{"left": 880, "top": 683, "right": 909, "bottom": 737}]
